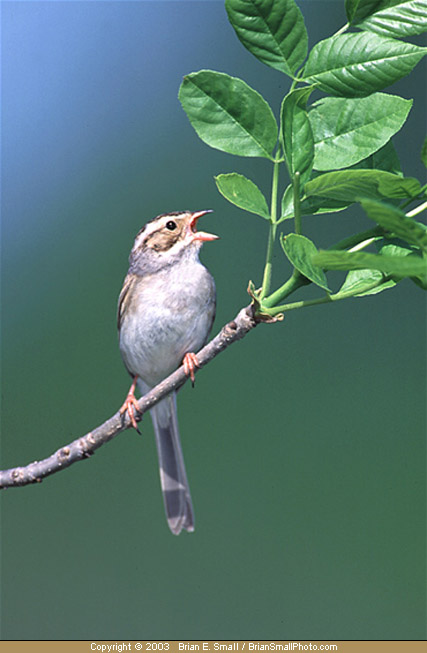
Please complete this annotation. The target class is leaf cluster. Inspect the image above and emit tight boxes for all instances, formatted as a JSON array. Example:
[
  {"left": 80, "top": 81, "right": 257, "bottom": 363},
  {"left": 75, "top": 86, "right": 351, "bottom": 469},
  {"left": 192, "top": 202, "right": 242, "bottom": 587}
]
[{"left": 179, "top": 0, "right": 427, "bottom": 316}]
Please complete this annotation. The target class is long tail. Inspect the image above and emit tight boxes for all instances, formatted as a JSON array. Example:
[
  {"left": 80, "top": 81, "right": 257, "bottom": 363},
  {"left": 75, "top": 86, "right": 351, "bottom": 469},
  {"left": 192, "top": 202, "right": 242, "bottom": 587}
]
[{"left": 149, "top": 392, "right": 194, "bottom": 535}]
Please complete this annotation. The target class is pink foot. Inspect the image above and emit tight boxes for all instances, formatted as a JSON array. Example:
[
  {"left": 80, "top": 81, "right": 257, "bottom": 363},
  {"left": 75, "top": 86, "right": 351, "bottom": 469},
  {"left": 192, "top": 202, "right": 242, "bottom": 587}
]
[
  {"left": 183, "top": 352, "right": 200, "bottom": 385},
  {"left": 119, "top": 375, "right": 141, "bottom": 431}
]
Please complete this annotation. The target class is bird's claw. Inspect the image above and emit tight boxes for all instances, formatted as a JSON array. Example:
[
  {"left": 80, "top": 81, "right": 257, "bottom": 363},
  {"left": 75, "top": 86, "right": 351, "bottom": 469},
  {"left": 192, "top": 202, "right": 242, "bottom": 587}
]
[
  {"left": 120, "top": 376, "right": 142, "bottom": 432},
  {"left": 183, "top": 352, "right": 200, "bottom": 386}
]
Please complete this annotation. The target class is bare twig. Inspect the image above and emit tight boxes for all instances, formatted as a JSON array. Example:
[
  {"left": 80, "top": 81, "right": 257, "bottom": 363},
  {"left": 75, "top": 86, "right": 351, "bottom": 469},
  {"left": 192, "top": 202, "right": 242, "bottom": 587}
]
[{"left": 0, "top": 306, "right": 258, "bottom": 489}]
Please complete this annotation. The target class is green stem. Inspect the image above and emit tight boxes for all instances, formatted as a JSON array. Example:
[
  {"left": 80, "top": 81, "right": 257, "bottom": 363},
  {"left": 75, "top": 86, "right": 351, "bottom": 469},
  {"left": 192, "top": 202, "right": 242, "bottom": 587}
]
[
  {"left": 329, "top": 226, "right": 384, "bottom": 251},
  {"left": 260, "top": 160, "right": 280, "bottom": 299},
  {"left": 260, "top": 223, "right": 277, "bottom": 299},
  {"left": 293, "top": 172, "right": 302, "bottom": 235},
  {"left": 262, "top": 271, "right": 309, "bottom": 308},
  {"left": 290, "top": 67, "right": 305, "bottom": 92},
  {"left": 406, "top": 200, "right": 427, "bottom": 218},
  {"left": 332, "top": 22, "right": 349, "bottom": 37},
  {"left": 267, "top": 278, "right": 384, "bottom": 316},
  {"left": 348, "top": 237, "right": 377, "bottom": 253},
  {"left": 271, "top": 158, "right": 280, "bottom": 224}
]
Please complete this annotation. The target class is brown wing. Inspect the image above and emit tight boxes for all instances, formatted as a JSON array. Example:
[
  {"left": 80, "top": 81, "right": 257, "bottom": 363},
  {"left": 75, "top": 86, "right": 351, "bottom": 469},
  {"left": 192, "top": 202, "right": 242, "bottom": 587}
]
[{"left": 117, "top": 273, "right": 135, "bottom": 331}]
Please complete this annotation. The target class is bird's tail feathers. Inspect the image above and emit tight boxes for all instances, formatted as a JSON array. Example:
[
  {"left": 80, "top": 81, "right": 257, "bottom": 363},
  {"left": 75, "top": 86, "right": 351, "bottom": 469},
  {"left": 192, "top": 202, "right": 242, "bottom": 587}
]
[{"left": 138, "top": 380, "right": 194, "bottom": 535}]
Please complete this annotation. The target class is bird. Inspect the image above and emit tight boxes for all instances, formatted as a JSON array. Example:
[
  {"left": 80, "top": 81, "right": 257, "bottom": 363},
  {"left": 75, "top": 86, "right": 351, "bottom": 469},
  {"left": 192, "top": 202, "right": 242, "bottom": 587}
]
[{"left": 117, "top": 210, "right": 218, "bottom": 534}]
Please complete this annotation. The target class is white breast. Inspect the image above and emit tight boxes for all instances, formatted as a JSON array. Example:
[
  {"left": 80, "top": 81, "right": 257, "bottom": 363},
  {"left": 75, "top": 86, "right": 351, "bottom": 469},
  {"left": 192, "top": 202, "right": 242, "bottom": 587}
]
[{"left": 119, "top": 260, "right": 215, "bottom": 387}]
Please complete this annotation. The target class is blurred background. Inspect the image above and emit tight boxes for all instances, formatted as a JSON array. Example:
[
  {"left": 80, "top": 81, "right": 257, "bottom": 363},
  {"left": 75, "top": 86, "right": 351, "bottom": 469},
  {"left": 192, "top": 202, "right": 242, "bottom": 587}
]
[{"left": 1, "top": 0, "right": 425, "bottom": 640}]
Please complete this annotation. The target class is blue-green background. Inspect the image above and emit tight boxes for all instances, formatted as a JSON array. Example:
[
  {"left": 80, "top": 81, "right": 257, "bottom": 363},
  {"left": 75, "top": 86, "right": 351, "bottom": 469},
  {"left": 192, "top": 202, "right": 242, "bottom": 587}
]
[{"left": 1, "top": 0, "right": 426, "bottom": 640}]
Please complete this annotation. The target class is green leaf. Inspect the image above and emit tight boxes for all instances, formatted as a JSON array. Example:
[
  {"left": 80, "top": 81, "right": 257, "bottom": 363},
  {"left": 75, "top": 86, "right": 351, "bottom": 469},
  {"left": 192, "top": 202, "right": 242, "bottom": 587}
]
[
  {"left": 355, "top": 0, "right": 427, "bottom": 39},
  {"left": 178, "top": 70, "right": 278, "bottom": 159},
  {"left": 305, "top": 170, "right": 421, "bottom": 203},
  {"left": 377, "top": 238, "right": 427, "bottom": 289},
  {"left": 281, "top": 87, "right": 314, "bottom": 186},
  {"left": 215, "top": 173, "right": 270, "bottom": 219},
  {"left": 301, "top": 197, "right": 351, "bottom": 217},
  {"left": 303, "top": 32, "right": 426, "bottom": 97},
  {"left": 313, "top": 249, "right": 427, "bottom": 278},
  {"left": 377, "top": 237, "right": 417, "bottom": 256},
  {"left": 225, "top": 0, "right": 308, "bottom": 76},
  {"left": 360, "top": 199, "right": 427, "bottom": 251},
  {"left": 281, "top": 233, "right": 331, "bottom": 290},
  {"left": 350, "top": 140, "right": 402, "bottom": 175},
  {"left": 339, "top": 235, "right": 423, "bottom": 295},
  {"left": 422, "top": 137, "right": 427, "bottom": 168},
  {"left": 340, "top": 268, "right": 396, "bottom": 295},
  {"left": 281, "top": 185, "right": 294, "bottom": 219},
  {"left": 280, "top": 184, "right": 350, "bottom": 220},
  {"left": 346, "top": 0, "right": 384, "bottom": 23},
  {"left": 280, "top": 143, "right": 403, "bottom": 220},
  {"left": 309, "top": 93, "right": 412, "bottom": 171}
]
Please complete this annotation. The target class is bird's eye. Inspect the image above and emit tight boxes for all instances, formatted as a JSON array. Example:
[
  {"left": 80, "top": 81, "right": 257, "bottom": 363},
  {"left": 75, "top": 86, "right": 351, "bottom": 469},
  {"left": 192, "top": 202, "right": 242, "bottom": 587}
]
[{"left": 166, "top": 220, "right": 177, "bottom": 231}]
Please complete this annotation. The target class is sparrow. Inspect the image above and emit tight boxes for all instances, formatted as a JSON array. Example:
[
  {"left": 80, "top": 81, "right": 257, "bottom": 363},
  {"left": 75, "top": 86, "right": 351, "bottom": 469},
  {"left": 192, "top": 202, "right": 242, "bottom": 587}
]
[{"left": 117, "top": 210, "right": 218, "bottom": 535}]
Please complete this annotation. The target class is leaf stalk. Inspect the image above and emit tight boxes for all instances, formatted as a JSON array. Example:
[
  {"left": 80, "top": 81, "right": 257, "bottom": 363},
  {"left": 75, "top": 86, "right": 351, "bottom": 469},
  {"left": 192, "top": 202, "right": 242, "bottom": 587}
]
[
  {"left": 329, "top": 227, "right": 384, "bottom": 251},
  {"left": 348, "top": 237, "right": 378, "bottom": 253},
  {"left": 406, "top": 200, "right": 427, "bottom": 218},
  {"left": 293, "top": 171, "right": 302, "bottom": 235},
  {"left": 259, "top": 159, "right": 280, "bottom": 298},
  {"left": 266, "top": 278, "right": 385, "bottom": 316},
  {"left": 331, "top": 23, "right": 349, "bottom": 37},
  {"left": 262, "top": 271, "right": 308, "bottom": 309}
]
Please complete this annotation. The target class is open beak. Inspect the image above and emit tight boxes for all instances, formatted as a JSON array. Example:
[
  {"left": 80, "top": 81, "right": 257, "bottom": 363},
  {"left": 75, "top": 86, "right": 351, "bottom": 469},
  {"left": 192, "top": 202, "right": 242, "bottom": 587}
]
[{"left": 188, "top": 210, "right": 219, "bottom": 242}]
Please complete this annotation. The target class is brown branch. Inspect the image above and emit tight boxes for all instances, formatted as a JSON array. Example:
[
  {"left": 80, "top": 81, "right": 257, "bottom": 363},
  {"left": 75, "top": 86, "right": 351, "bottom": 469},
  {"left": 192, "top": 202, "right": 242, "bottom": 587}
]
[{"left": 0, "top": 305, "right": 258, "bottom": 489}]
